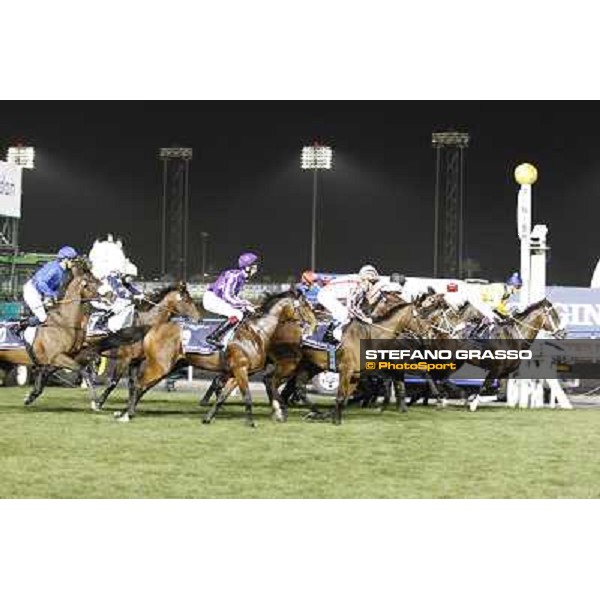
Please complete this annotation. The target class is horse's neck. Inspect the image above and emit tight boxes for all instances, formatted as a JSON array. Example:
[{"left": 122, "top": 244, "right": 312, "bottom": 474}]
[
  {"left": 512, "top": 310, "right": 544, "bottom": 341},
  {"left": 376, "top": 305, "right": 424, "bottom": 338},
  {"left": 249, "top": 304, "right": 288, "bottom": 344},
  {"left": 141, "top": 300, "right": 172, "bottom": 326},
  {"left": 47, "top": 283, "right": 86, "bottom": 326}
]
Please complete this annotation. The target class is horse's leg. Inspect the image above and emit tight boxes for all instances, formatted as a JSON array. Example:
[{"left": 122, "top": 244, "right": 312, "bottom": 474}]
[
  {"left": 379, "top": 378, "right": 392, "bottom": 412},
  {"left": 199, "top": 373, "right": 224, "bottom": 407},
  {"left": 332, "top": 368, "right": 359, "bottom": 426},
  {"left": 394, "top": 376, "right": 407, "bottom": 412},
  {"left": 24, "top": 366, "right": 52, "bottom": 406},
  {"left": 202, "top": 377, "right": 237, "bottom": 424},
  {"left": 424, "top": 372, "right": 446, "bottom": 409},
  {"left": 469, "top": 373, "right": 495, "bottom": 412},
  {"left": 116, "top": 358, "right": 168, "bottom": 422},
  {"left": 236, "top": 366, "right": 256, "bottom": 428},
  {"left": 94, "top": 360, "right": 125, "bottom": 411}
]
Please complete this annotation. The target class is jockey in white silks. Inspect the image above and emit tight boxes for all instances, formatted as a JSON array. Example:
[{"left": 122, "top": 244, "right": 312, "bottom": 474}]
[
  {"left": 316, "top": 265, "right": 383, "bottom": 342},
  {"left": 89, "top": 236, "right": 143, "bottom": 332}
]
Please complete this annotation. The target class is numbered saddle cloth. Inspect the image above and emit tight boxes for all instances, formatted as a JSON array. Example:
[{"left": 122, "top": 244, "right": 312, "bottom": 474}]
[
  {"left": 0, "top": 322, "right": 24, "bottom": 349},
  {"left": 0, "top": 321, "right": 37, "bottom": 348},
  {"left": 301, "top": 320, "right": 338, "bottom": 371},
  {"left": 180, "top": 318, "right": 234, "bottom": 354},
  {"left": 87, "top": 312, "right": 111, "bottom": 336}
]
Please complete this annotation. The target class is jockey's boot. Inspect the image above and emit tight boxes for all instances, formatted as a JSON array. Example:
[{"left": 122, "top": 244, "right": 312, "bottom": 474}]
[
  {"left": 96, "top": 311, "right": 114, "bottom": 330},
  {"left": 12, "top": 315, "right": 40, "bottom": 334},
  {"left": 323, "top": 321, "right": 340, "bottom": 345},
  {"left": 206, "top": 317, "right": 239, "bottom": 349}
]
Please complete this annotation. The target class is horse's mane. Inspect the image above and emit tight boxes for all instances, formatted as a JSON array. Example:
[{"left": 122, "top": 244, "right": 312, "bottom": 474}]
[
  {"left": 372, "top": 297, "right": 412, "bottom": 322},
  {"left": 257, "top": 289, "right": 296, "bottom": 314},
  {"left": 514, "top": 298, "right": 548, "bottom": 318},
  {"left": 145, "top": 284, "right": 181, "bottom": 305}
]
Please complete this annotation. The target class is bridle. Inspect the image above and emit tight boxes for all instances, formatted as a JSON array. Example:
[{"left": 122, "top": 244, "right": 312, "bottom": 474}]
[{"left": 508, "top": 303, "right": 564, "bottom": 339}]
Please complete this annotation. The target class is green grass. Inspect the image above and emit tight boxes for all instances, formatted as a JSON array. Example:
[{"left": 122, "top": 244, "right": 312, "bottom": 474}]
[{"left": 1, "top": 386, "right": 600, "bottom": 498}]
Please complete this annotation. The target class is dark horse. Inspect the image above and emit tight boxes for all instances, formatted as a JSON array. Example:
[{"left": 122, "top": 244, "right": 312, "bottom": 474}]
[
  {"left": 116, "top": 289, "right": 316, "bottom": 426},
  {"left": 0, "top": 261, "right": 107, "bottom": 406}
]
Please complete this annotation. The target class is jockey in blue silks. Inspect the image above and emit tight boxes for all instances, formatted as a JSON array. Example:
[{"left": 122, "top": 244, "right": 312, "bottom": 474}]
[
  {"left": 202, "top": 252, "right": 259, "bottom": 348},
  {"left": 22, "top": 246, "right": 78, "bottom": 327}
]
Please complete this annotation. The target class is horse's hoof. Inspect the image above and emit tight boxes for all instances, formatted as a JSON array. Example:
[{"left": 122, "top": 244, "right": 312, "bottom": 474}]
[
  {"left": 116, "top": 413, "right": 130, "bottom": 423},
  {"left": 469, "top": 401, "right": 478, "bottom": 413},
  {"left": 24, "top": 396, "right": 35, "bottom": 406},
  {"left": 202, "top": 417, "right": 212, "bottom": 425},
  {"left": 91, "top": 401, "right": 102, "bottom": 412}
]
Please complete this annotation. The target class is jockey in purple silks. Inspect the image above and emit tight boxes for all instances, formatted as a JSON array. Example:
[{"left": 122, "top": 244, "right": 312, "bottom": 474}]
[{"left": 202, "top": 252, "right": 259, "bottom": 348}]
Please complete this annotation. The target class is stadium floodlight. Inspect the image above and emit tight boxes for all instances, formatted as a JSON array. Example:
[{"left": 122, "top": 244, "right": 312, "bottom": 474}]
[
  {"left": 431, "top": 131, "right": 470, "bottom": 148},
  {"left": 159, "top": 147, "right": 193, "bottom": 160},
  {"left": 301, "top": 144, "right": 333, "bottom": 170},
  {"left": 301, "top": 142, "right": 333, "bottom": 270},
  {"left": 7, "top": 146, "right": 35, "bottom": 169}
]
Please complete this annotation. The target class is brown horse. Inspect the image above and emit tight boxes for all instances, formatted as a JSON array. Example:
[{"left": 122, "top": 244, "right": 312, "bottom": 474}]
[
  {"left": 0, "top": 261, "right": 107, "bottom": 406},
  {"left": 289, "top": 301, "right": 436, "bottom": 425},
  {"left": 117, "top": 288, "right": 316, "bottom": 426},
  {"left": 89, "top": 282, "right": 201, "bottom": 411}
]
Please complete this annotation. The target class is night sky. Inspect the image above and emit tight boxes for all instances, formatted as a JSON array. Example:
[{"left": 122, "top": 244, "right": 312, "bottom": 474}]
[{"left": 1, "top": 101, "right": 597, "bottom": 285}]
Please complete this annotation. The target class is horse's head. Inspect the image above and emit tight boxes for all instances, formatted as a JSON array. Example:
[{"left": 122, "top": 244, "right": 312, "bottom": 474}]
[
  {"left": 257, "top": 288, "right": 317, "bottom": 333},
  {"left": 371, "top": 291, "right": 408, "bottom": 320},
  {"left": 540, "top": 299, "right": 566, "bottom": 339},
  {"left": 65, "top": 260, "right": 106, "bottom": 303},
  {"left": 155, "top": 282, "right": 201, "bottom": 322}
]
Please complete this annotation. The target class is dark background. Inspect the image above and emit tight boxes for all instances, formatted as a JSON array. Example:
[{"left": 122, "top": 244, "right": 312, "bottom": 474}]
[{"left": 1, "top": 101, "right": 596, "bottom": 285}]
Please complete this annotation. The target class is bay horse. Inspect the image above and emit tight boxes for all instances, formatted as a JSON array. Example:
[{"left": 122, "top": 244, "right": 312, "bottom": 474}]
[
  {"left": 88, "top": 282, "right": 201, "bottom": 411},
  {"left": 0, "top": 261, "right": 107, "bottom": 406},
  {"left": 117, "top": 288, "right": 316, "bottom": 427}
]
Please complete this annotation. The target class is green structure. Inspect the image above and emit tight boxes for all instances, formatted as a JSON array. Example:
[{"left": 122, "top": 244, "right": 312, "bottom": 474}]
[{"left": 0, "top": 251, "right": 54, "bottom": 317}]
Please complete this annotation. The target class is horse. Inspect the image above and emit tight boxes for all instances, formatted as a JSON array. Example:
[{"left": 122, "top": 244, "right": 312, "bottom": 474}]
[
  {"left": 287, "top": 299, "right": 438, "bottom": 425},
  {"left": 383, "top": 293, "right": 566, "bottom": 411},
  {"left": 0, "top": 261, "right": 108, "bottom": 406},
  {"left": 88, "top": 282, "right": 201, "bottom": 411},
  {"left": 466, "top": 298, "right": 565, "bottom": 411},
  {"left": 117, "top": 288, "right": 316, "bottom": 427}
]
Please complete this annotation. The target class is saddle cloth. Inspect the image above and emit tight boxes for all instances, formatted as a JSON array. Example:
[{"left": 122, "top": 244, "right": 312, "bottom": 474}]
[
  {"left": 87, "top": 312, "right": 111, "bottom": 337},
  {"left": 301, "top": 321, "right": 338, "bottom": 371},
  {"left": 180, "top": 318, "right": 235, "bottom": 354},
  {"left": 0, "top": 322, "right": 36, "bottom": 348}
]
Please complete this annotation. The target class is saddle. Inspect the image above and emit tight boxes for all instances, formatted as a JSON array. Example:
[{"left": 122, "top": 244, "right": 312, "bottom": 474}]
[
  {"left": 180, "top": 318, "right": 238, "bottom": 354},
  {"left": 301, "top": 320, "right": 339, "bottom": 371}
]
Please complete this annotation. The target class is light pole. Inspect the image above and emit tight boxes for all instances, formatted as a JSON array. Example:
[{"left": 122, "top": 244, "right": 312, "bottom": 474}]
[
  {"left": 515, "top": 162, "right": 538, "bottom": 308},
  {"left": 200, "top": 231, "right": 209, "bottom": 279},
  {"left": 301, "top": 142, "right": 333, "bottom": 271},
  {"left": 158, "top": 146, "right": 192, "bottom": 280}
]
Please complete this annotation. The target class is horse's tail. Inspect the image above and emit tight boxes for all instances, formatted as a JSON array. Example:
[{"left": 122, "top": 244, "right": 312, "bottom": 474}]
[{"left": 90, "top": 325, "right": 151, "bottom": 354}]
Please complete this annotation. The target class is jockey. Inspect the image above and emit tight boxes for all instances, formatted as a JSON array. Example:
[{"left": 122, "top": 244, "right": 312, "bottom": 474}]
[
  {"left": 98, "top": 260, "right": 144, "bottom": 332},
  {"left": 317, "top": 264, "right": 382, "bottom": 342},
  {"left": 383, "top": 272, "right": 407, "bottom": 294},
  {"left": 296, "top": 270, "right": 323, "bottom": 304},
  {"left": 471, "top": 272, "right": 523, "bottom": 325},
  {"left": 203, "top": 252, "right": 259, "bottom": 348},
  {"left": 21, "top": 246, "right": 78, "bottom": 328}
]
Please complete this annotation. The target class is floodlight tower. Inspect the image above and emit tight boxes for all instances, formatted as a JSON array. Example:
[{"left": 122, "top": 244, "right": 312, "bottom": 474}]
[
  {"left": 301, "top": 142, "right": 333, "bottom": 271},
  {"left": 432, "top": 131, "right": 469, "bottom": 278},
  {"left": 159, "top": 146, "right": 192, "bottom": 280}
]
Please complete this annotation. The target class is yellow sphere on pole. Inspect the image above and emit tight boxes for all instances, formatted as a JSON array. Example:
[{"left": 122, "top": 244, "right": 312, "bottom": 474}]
[{"left": 514, "top": 163, "right": 538, "bottom": 186}]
